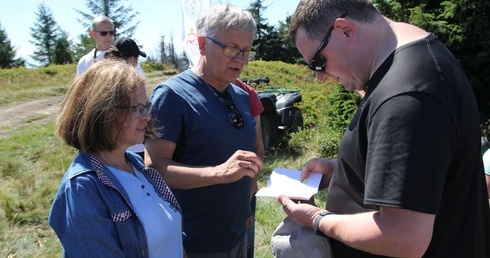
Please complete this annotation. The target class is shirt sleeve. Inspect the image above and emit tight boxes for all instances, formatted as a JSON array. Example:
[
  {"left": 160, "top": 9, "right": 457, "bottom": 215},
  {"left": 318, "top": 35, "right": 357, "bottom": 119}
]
[{"left": 234, "top": 79, "right": 264, "bottom": 117}]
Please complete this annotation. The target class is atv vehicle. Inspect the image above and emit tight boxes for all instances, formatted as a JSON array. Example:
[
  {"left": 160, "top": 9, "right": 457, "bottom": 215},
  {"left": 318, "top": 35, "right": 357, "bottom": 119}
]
[{"left": 240, "top": 77, "right": 304, "bottom": 150}]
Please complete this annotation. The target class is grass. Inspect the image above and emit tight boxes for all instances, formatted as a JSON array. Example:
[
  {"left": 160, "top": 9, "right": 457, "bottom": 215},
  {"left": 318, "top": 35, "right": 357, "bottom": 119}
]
[{"left": 0, "top": 62, "right": 346, "bottom": 257}]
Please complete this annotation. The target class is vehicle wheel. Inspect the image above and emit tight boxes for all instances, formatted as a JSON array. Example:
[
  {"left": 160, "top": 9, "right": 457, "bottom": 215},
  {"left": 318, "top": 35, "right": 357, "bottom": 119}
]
[
  {"left": 289, "top": 107, "right": 303, "bottom": 133},
  {"left": 261, "top": 111, "right": 278, "bottom": 151}
]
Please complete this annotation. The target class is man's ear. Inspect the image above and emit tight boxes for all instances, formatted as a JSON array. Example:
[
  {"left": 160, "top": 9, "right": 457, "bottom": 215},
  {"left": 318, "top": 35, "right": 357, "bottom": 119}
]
[
  {"left": 197, "top": 36, "right": 207, "bottom": 54},
  {"left": 335, "top": 18, "right": 355, "bottom": 42},
  {"left": 89, "top": 30, "right": 96, "bottom": 40}
]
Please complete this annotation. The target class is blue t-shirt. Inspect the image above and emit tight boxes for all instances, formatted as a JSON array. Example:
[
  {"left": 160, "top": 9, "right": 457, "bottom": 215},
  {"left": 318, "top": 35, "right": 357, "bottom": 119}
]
[{"left": 150, "top": 69, "right": 256, "bottom": 253}]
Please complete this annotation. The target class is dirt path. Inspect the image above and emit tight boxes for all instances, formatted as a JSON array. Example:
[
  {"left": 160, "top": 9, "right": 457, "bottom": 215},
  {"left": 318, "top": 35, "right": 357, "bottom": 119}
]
[
  {"left": 0, "top": 75, "right": 170, "bottom": 139},
  {"left": 0, "top": 97, "right": 62, "bottom": 138}
]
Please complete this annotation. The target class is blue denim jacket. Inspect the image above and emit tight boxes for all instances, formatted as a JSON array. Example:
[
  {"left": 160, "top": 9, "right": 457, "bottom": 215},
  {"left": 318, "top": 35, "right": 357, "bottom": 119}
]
[{"left": 49, "top": 151, "right": 182, "bottom": 257}]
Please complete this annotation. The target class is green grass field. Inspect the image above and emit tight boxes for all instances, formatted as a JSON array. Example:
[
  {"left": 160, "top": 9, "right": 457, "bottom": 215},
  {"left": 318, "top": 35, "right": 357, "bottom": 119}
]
[{"left": 0, "top": 61, "right": 350, "bottom": 257}]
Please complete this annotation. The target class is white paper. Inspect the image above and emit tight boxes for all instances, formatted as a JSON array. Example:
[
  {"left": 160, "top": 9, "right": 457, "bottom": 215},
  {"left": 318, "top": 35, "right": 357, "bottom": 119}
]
[{"left": 255, "top": 167, "right": 322, "bottom": 200}]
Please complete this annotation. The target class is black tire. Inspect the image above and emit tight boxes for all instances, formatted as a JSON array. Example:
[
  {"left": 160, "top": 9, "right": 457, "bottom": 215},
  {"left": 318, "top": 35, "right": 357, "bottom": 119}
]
[
  {"left": 289, "top": 107, "right": 303, "bottom": 133},
  {"left": 261, "top": 111, "right": 278, "bottom": 151}
]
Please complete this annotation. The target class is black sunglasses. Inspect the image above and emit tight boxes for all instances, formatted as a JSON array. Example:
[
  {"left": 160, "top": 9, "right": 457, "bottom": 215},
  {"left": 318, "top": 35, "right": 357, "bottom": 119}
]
[
  {"left": 94, "top": 30, "right": 115, "bottom": 36},
  {"left": 308, "top": 13, "right": 348, "bottom": 72},
  {"left": 218, "top": 92, "right": 244, "bottom": 129}
]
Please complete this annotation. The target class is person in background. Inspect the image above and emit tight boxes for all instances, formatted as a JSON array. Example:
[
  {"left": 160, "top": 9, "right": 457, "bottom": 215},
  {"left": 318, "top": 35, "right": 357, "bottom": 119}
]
[
  {"left": 76, "top": 16, "right": 115, "bottom": 76},
  {"left": 481, "top": 137, "right": 490, "bottom": 199},
  {"left": 105, "top": 37, "right": 148, "bottom": 159},
  {"left": 49, "top": 59, "right": 184, "bottom": 257},
  {"left": 235, "top": 78, "right": 265, "bottom": 258},
  {"left": 76, "top": 16, "right": 145, "bottom": 77},
  {"left": 145, "top": 3, "right": 263, "bottom": 257},
  {"left": 277, "top": 0, "right": 490, "bottom": 257}
]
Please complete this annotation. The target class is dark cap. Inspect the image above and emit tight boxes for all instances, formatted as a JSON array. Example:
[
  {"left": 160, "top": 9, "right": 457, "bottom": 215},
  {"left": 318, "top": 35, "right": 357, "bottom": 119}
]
[{"left": 112, "top": 37, "right": 147, "bottom": 58}]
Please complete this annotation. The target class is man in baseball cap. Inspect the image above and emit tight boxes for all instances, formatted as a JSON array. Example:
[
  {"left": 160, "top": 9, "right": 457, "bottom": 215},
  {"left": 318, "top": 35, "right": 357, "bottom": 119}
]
[{"left": 113, "top": 37, "right": 147, "bottom": 58}]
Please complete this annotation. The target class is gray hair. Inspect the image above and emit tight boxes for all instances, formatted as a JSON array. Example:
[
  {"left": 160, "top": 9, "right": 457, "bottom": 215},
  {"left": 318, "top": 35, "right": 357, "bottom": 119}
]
[
  {"left": 196, "top": 3, "right": 257, "bottom": 39},
  {"left": 290, "top": 0, "right": 379, "bottom": 42},
  {"left": 91, "top": 16, "right": 114, "bottom": 31}
]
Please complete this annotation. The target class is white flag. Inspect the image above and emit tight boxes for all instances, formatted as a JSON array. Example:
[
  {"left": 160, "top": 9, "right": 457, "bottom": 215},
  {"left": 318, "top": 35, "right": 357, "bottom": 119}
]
[{"left": 181, "top": 0, "right": 211, "bottom": 67}]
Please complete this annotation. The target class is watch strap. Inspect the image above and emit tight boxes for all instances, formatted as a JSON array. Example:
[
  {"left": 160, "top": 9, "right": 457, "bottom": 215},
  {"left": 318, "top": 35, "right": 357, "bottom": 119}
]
[{"left": 314, "top": 211, "right": 333, "bottom": 237}]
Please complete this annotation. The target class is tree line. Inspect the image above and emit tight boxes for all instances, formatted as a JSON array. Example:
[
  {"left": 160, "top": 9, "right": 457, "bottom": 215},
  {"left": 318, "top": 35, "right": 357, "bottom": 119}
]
[{"left": 0, "top": 0, "right": 489, "bottom": 114}]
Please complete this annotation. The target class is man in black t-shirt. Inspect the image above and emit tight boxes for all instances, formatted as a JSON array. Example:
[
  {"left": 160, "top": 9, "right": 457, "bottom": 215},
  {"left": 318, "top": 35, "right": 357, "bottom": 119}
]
[{"left": 277, "top": 0, "right": 490, "bottom": 257}]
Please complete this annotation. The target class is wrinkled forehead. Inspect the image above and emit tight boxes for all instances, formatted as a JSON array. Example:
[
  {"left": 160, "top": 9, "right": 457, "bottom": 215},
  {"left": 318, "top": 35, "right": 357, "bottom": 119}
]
[{"left": 95, "top": 21, "right": 114, "bottom": 31}]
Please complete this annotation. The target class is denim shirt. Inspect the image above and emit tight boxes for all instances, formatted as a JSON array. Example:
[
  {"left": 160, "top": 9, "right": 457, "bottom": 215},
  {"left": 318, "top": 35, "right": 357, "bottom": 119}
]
[{"left": 49, "top": 150, "right": 182, "bottom": 258}]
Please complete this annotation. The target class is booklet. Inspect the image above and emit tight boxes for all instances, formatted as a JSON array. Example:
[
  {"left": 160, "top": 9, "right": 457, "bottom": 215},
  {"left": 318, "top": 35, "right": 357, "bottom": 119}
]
[{"left": 255, "top": 167, "right": 322, "bottom": 200}]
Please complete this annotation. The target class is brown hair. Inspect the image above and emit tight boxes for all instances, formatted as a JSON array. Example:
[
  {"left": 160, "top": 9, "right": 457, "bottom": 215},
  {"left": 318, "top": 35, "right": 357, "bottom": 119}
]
[{"left": 56, "top": 59, "right": 157, "bottom": 153}]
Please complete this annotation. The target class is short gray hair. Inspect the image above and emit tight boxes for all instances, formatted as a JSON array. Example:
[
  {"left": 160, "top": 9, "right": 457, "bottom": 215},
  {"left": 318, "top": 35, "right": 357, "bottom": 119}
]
[
  {"left": 91, "top": 16, "right": 114, "bottom": 31},
  {"left": 196, "top": 3, "right": 257, "bottom": 39}
]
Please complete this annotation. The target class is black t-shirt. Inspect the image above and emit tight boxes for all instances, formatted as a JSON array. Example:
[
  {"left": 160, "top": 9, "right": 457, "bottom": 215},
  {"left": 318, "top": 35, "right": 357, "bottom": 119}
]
[{"left": 327, "top": 34, "right": 490, "bottom": 257}]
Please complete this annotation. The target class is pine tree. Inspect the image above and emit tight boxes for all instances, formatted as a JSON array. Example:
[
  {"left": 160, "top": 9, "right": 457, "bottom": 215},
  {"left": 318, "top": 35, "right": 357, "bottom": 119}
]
[
  {"left": 29, "top": 3, "right": 59, "bottom": 66},
  {"left": 52, "top": 30, "right": 73, "bottom": 64},
  {"left": 0, "top": 22, "right": 17, "bottom": 68},
  {"left": 247, "top": 0, "right": 302, "bottom": 63},
  {"left": 72, "top": 34, "right": 95, "bottom": 61},
  {"left": 76, "top": 0, "right": 140, "bottom": 38}
]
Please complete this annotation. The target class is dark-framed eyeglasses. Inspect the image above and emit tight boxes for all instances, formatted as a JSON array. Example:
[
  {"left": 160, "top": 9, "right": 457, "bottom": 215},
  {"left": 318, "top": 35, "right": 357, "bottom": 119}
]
[
  {"left": 218, "top": 92, "right": 244, "bottom": 129},
  {"left": 206, "top": 37, "right": 257, "bottom": 61},
  {"left": 308, "top": 13, "right": 348, "bottom": 72},
  {"left": 94, "top": 30, "right": 115, "bottom": 36},
  {"left": 123, "top": 102, "right": 151, "bottom": 118}
]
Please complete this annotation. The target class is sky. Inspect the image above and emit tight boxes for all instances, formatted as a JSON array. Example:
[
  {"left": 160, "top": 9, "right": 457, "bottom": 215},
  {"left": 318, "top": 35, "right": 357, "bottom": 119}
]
[{"left": 0, "top": 0, "right": 300, "bottom": 65}]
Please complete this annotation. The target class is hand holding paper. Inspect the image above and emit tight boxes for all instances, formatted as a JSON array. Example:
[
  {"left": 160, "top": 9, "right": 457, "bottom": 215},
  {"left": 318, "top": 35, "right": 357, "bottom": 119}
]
[{"left": 255, "top": 168, "right": 322, "bottom": 200}]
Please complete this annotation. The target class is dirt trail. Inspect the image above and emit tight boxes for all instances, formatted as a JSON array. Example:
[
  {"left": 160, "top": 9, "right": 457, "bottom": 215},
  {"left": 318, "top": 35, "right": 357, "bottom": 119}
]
[{"left": 0, "top": 75, "right": 170, "bottom": 139}]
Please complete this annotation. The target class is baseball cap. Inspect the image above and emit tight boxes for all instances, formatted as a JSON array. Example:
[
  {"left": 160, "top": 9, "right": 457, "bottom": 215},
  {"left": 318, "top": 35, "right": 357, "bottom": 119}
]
[{"left": 113, "top": 37, "right": 147, "bottom": 58}]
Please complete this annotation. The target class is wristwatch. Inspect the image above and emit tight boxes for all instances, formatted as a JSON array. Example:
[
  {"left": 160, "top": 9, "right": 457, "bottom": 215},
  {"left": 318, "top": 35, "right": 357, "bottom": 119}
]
[{"left": 314, "top": 211, "right": 333, "bottom": 237}]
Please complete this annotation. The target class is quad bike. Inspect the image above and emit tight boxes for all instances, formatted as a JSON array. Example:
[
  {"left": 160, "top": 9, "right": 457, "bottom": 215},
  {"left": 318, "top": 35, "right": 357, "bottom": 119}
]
[{"left": 240, "top": 77, "right": 304, "bottom": 150}]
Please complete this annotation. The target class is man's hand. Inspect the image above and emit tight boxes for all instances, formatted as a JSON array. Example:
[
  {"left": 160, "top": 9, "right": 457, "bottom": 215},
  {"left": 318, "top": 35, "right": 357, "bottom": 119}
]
[
  {"left": 301, "top": 158, "right": 336, "bottom": 190},
  {"left": 214, "top": 150, "right": 263, "bottom": 184},
  {"left": 277, "top": 195, "right": 324, "bottom": 228}
]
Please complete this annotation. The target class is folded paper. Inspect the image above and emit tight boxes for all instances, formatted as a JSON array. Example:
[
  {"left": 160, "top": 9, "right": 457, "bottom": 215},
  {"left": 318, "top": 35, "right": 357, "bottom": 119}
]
[{"left": 256, "top": 168, "right": 322, "bottom": 200}]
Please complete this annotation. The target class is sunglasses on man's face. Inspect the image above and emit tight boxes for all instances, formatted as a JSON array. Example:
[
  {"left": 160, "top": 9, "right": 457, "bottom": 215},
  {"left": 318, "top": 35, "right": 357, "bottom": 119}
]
[
  {"left": 218, "top": 92, "right": 245, "bottom": 129},
  {"left": 94, "top": 30, "right": 115, "bottom": 37},
  {"left": 307, "top": 13, "right": 348, "bottom": 72}
]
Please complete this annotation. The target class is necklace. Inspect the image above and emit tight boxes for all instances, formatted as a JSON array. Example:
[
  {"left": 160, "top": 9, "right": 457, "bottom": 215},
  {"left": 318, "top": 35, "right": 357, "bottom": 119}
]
[
  {"left": 99, "top": 155, "right": 133, "bottom": 174},
  {"left": 204, "top": 81, "right": 220, "bottom": 97}
]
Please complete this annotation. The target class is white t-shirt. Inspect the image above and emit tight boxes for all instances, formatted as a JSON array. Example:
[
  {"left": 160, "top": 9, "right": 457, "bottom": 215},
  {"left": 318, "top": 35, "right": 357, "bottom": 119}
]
[
  {"left": 483, "top": 149, "right": 490, "bottom": 176},
  {"left": 76, "top": 49, "right": 145, "bottom": 77}
]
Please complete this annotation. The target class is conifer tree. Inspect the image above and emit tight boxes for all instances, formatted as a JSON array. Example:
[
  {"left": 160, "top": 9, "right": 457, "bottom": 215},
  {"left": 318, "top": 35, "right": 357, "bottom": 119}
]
[
  {"left": 76, "top": 0, "right": 140, "bottom": 38},
  {"left": 29, "top": 3, "right": 59, "bottom": 66},
  {"left": 0, "top": 22, "right": 18, "bottom": 68}
]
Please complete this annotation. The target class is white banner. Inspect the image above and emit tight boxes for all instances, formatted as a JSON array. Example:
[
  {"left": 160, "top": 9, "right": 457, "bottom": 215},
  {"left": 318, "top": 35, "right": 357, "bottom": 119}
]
[{"left": 181, "top": 0, "right": 211, "bottom": 67}]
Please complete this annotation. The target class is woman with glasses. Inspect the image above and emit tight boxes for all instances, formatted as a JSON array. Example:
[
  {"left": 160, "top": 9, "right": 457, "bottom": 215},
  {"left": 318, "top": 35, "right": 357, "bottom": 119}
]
[
  {"left": 145, "top": 3, "right": 263, "bottom": 258},
  {"left": 105, "top": 37, "right": 148, "bottom": 159},
  {"left": 49, "top": 59, "right": 184, "bottom": 257}
]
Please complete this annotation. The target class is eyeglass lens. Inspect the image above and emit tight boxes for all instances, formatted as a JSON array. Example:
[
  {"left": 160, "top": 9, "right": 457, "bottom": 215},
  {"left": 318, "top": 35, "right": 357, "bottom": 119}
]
[
  {"left": 207, "top": 37, "right": 256, "bottom": 61},
  {"left": 131, "top": 103, "right": 151, "bottom": 117},
  {"left": 96, "top": 30, "right": 115, "bottom": 36},
  {"left": 218, "top": 92, "right": 244, "bottom": 129}
]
